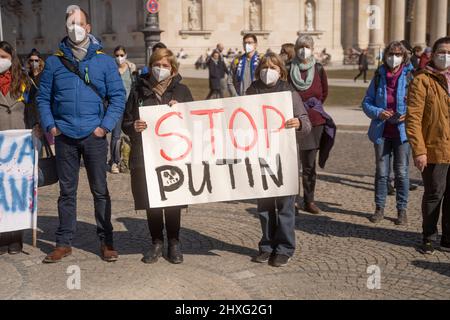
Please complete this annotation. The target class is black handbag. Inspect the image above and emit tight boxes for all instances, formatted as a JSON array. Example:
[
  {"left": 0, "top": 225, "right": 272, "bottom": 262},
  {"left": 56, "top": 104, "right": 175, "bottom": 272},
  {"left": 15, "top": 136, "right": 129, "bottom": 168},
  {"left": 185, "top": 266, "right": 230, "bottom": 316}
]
[{"left": 38, "top": 139, "right": 59, "bottom": 187}]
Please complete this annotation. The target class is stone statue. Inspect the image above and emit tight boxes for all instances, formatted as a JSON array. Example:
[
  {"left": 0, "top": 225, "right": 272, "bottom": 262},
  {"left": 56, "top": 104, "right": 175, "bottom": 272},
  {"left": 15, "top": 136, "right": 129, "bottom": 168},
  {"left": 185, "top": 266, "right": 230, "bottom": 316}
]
[
  {"left": 188, "top": 0, "right": 201, "bottom": 31},
  {"left": 249, "top": 0, "right": 261, "bottom": 31},
  {"left": 306, "top": 2, "right": 314, "bottom": 31}
]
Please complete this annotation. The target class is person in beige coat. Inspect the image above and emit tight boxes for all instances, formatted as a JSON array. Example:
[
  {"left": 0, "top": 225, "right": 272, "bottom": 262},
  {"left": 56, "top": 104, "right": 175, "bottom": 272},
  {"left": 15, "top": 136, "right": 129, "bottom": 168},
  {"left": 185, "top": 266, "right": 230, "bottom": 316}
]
[{"left": 406, "top": 36, "right": 450, "bottom": 255}]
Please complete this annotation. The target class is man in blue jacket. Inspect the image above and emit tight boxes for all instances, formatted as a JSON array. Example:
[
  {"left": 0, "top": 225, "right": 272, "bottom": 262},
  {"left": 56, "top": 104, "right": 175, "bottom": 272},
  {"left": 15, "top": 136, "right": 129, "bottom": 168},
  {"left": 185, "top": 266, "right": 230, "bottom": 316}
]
[{"left": 37, "top": 6, "right": 126, "bottom": 263}]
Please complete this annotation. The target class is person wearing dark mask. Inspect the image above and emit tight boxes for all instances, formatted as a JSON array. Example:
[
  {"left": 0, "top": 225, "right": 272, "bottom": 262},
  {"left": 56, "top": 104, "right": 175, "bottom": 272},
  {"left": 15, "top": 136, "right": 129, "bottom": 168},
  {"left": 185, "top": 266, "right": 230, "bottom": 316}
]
[
  {"left": 37, "top": 5, "right": 126, "bottom": 263},
  {"left": 362, "top": 41, "right": 414, "bottom": 226},
  {"left": 246, "top": 52, "right": 311, "bottom": 267},
  {"left": 406, "top": 36, "right": 450, "bottom": 255}
]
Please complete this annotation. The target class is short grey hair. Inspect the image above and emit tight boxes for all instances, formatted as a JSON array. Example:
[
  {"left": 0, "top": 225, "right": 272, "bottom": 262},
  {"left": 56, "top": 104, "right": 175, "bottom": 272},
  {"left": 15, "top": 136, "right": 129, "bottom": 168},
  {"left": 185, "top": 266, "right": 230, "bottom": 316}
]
[{"left": 295, "top": 35, "right": 314, "bottom": 51}]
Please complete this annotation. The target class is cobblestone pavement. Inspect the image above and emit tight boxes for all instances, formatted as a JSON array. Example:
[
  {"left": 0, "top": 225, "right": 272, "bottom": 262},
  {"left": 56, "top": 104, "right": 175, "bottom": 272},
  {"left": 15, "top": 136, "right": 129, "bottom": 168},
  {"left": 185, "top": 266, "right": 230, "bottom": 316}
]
[{"left": 1, "top": 132, "right": 450, "bottom": 300}]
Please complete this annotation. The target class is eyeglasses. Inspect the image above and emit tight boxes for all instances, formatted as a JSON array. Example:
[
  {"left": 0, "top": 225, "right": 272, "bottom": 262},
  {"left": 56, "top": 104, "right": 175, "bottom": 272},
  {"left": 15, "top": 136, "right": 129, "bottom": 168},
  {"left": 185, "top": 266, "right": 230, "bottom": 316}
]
[
  {"left": 388, "top": 52, "right": 403, "bottom": 57},
  {"left": 29, "top": 59, "right": 39, "bottom": 63}
]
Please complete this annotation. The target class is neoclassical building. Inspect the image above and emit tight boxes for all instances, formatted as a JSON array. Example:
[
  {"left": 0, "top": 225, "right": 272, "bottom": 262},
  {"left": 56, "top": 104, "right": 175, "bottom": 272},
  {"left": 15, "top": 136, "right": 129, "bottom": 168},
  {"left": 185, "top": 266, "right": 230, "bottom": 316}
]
[{"left": 1, "top": 0, "right": 449, "bottom": 65}]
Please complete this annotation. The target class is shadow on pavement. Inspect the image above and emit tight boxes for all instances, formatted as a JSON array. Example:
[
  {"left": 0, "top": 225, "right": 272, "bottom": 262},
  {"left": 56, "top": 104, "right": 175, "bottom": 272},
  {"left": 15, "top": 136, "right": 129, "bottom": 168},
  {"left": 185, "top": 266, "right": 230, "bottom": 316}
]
[
  {"left": 411, "top": 260, "right": 450, "bottom": 278},
  {"left": 35, "top": 216, "right": 257, "bottom": 259}
]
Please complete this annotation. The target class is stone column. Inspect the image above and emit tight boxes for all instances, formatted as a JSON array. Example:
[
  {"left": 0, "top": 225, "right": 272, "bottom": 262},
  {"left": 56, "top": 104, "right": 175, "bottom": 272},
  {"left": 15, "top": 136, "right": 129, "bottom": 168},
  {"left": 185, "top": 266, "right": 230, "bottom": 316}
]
[
  {"left": 369, "top": 0, "right": 385, "bottom": 51},
  {"left": 390, "top": 0, "right": 406, "bottom": 42},
  {"left": 358, "top": 0, "right": 370, "bottom": 49},
  {"left": 411, "top": 0, "right": 427, "bottom": 47},
  {"left": 430, "top": 0, "right": 448, "bottom": 44},
  {"left": 343, "top": 0, "right": 355, "bottom": 49}
]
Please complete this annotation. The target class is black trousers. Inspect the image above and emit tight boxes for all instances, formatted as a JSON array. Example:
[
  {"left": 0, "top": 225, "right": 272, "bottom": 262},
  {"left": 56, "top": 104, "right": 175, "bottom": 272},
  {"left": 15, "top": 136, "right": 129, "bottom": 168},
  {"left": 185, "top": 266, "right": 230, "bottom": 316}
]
[
  {"left": 354, "top": 69, "right": 368, "bottom": 82},
  {"left": 421, "top": 164, "right": 450, "bottom": 243},
  {"left": 300, "top": 149, "right": 319, "bottom": 204},
  {"left": 146, "top": 208, "right": 181, "bottom": 243}
]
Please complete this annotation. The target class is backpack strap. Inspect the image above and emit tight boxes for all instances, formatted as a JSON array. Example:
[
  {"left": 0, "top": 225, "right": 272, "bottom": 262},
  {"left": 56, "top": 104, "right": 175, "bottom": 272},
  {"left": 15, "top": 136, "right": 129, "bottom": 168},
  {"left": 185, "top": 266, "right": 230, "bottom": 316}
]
[{"left": 56, "top": 55, "right": 106, "bottom": 104}]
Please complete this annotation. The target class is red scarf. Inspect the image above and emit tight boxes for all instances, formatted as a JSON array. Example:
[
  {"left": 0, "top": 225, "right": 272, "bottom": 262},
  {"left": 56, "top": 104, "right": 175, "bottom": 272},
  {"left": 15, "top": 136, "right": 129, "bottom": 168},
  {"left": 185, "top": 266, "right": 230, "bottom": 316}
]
[{"left": 0, "top": 71, "right": 12, "bottom": 96}]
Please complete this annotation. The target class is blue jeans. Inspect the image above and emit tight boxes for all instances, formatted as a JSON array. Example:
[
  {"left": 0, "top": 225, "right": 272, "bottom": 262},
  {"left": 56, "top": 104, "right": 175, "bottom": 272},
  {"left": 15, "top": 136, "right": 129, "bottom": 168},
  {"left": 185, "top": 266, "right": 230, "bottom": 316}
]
[
  {"left": 257, "top": 196, "right": 296, "bottom": 257},
  {"left": 110, "top": 116, "right": 123, "bottom": 165},
  {"left": 374, "top": 138, "right": 410, "bottom": 210},
  {"left": 54, "top": 134, "right": 113, "bottom": 247}
]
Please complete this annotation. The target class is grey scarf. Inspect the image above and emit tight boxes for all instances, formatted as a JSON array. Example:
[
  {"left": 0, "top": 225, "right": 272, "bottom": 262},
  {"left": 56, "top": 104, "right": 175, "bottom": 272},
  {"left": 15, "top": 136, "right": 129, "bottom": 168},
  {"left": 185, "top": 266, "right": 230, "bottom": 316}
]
[{"left": 68, "top": 36, "right": 90, "bottom": 62}]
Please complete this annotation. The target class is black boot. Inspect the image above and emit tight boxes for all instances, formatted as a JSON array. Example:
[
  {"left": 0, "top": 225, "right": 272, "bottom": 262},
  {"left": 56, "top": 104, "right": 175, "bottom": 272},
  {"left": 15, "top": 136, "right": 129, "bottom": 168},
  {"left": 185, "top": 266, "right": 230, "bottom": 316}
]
[
  {"left": 8, "top": 231, "right": 23, "bottom": 255},
  {"left": 369, "top": 207, "right": 384, "bottom": 223},
  {"left": 141, "top": 240, "right": 163, "bottom": 264},
  {"left": 168, "top": 239, "right": 183, "bottom": 264}
]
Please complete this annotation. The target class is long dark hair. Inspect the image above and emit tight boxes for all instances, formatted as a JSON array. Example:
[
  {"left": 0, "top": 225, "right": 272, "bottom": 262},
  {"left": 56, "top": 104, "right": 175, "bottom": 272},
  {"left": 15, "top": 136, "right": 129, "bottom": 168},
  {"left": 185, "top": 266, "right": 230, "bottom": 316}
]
[{"left": 0, "top": 41, "right": 29, "bottom": 99}]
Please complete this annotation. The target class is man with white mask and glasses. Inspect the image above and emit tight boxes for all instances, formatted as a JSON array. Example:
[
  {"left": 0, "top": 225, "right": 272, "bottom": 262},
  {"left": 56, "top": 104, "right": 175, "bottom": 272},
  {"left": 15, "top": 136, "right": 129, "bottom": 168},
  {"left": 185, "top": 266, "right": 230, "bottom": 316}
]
[
  {"left": 228, "top": 34, "right": 262, "bottom": 97},
  {"left": 37, "top": 5, "right": 126, "bottom": 263}
]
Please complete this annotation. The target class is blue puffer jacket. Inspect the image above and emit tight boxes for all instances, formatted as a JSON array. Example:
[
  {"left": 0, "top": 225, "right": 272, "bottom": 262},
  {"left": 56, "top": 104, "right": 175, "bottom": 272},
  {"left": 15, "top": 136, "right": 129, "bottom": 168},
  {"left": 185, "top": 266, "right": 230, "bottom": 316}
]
[
  {"left": 362, "top": 63, "right": 414, "bottom": 145},
  {"left": 37, "top": 35, "right": 126, "bottom": 139}
]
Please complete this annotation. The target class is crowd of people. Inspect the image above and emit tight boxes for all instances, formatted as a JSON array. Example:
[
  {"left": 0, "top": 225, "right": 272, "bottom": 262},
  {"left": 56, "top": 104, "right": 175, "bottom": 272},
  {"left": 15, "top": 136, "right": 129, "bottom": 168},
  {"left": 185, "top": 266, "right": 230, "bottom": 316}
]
[{"left": 0, "top": 5, "right": 449, "bottom": 266}]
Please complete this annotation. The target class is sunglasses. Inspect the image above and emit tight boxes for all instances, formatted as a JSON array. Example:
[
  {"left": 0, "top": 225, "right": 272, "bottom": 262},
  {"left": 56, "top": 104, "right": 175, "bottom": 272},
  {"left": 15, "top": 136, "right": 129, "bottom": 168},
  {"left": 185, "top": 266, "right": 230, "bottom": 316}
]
[
  {"left": 388, "top": 53, "right": 403, "bottom": 57},
  {"left": 29, "top": 59, "right": 39, "bottom": 63},
  {"left": 115, "top": 54, "right": 125, "bottom": 58}
]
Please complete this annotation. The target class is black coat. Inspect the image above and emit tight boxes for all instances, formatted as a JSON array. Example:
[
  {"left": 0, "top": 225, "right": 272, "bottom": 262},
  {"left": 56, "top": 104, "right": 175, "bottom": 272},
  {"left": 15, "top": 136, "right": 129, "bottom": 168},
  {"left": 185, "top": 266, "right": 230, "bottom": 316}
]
[
  {"left": 207, "top": 59, "right": 227, "bottom": 90},
  {"left": 122, "top": 73, "right": 194, "bottom": 210}
]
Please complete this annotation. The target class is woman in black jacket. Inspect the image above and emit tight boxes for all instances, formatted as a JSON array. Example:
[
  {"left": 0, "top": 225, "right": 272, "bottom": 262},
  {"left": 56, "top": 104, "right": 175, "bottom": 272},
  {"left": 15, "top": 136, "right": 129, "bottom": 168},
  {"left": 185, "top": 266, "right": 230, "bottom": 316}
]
[
  {"left": 206, "top": 50, "right": 228, "bottom": 99},
  {"left": 122, "top": 48, "right": 193, "bottom": 264}
]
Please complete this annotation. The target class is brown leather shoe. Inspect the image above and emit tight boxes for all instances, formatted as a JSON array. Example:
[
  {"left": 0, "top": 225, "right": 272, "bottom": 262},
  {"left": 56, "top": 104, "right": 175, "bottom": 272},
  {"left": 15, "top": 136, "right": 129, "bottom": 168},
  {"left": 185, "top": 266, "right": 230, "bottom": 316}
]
[
  {"left": 43, "top": 247, "right": 72, "bottom": 264},
  {"left": 304, "top": 202, "right": 321, "bottom": 215},
  {"left": 100, "top": 244, "right": 118, "bottom": 262}
]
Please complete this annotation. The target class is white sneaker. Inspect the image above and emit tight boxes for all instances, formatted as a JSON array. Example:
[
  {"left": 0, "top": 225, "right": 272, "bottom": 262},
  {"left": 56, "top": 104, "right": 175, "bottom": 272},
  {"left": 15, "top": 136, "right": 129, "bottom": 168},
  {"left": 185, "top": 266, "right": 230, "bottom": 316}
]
[{"left": 111, "top": 163, "right": 120, "bottom": 174}]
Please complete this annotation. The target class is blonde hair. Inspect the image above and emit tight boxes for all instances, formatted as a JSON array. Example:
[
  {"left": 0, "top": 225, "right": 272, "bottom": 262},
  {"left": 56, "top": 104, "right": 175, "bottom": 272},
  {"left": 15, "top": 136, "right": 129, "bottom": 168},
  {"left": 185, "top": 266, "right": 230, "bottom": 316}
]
[
  {"left": 255, "top": 53, "right": 288, "bottom": 81},
  {"left": 149, "top": 48, "right": 179, "bottom": 74}
]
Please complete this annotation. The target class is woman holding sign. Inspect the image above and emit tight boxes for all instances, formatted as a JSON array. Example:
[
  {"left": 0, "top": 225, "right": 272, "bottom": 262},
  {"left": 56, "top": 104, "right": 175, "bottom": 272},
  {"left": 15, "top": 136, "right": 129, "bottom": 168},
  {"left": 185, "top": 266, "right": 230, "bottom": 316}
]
[
  {"left": 122, "top": 48, "right": 193, "bottom": 264},
  {"left": 246, "top": 53, "right": 311, "bottom": 267},
  {"left": 0, "top": 41, "right": 30, "bottom": 256}
]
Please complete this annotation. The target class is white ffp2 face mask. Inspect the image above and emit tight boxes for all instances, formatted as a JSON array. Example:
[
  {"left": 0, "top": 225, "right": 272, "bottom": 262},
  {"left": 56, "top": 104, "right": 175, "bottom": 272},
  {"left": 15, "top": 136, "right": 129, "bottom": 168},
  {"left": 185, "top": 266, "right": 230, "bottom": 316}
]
[
  {"left": 68, "top": 24, "right": 87, "bottom": 44},
  {"left": 260, "top": 68, "right": 280, "bottom": 86},
  {"left": 298, "top": 47, "right": 312, "bottom": 60},
  {"left": 245, "top": 43, "right": 255, "bottom": 54},
  {"left": 434, "top": 54, "right": 450, "bottom": 70},
  {"left": 116, "top": 56, "right": 127, "bottom": 66},
  {"left": 152, "top": 67, "right": 171, "bottom": 82},
  {"left": 386, "top": 55, "right": 403, "bottom": 69},
  {"left": 0, "top": 58, "right": 12, "bottom": 74}
]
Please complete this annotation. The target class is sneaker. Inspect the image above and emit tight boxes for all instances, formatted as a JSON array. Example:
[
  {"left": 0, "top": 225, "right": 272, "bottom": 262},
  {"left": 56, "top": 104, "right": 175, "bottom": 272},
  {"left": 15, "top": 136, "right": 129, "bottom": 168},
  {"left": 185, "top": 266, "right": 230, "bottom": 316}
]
[
  {"left": 369, "top": 207, "right": 384, "bottom": 223},
  {"left": 111, "top": 163, "right": 120, "bottom": 174},
  {"left": 269, "top": 254, "right": 291, "bottom": 267},
  {"left": 409, "top": 184, "right": 418, "bottom": 191},
  {"left": 419, "top": 241, "right": 435, "bottom": 255},
  {"left": 395, "top": 210, "right": 408, "bottom": 226},
  {"left": 252, "top": 251, "right": 271, "bottom": 263},
  {"left": 142, "top": 241, "right": 164, "bottom": 264}
]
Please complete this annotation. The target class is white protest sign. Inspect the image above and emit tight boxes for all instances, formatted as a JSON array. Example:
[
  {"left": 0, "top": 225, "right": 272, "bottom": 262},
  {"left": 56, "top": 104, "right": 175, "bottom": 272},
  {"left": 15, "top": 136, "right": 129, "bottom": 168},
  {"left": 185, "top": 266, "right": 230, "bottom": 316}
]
[
  {"left": 140, "top": 91, "right": 299, "bottom": 208},
  {"left": 0, "top": 130, "right": 38, "bottom": 233}
]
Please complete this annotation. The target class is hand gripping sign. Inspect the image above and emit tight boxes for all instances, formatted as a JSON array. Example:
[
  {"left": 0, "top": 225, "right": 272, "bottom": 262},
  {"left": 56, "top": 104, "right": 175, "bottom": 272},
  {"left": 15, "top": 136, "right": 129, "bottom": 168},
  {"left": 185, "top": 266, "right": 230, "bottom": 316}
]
[{"left": 140, "top": 92, "right": 299, "bottom": 208}]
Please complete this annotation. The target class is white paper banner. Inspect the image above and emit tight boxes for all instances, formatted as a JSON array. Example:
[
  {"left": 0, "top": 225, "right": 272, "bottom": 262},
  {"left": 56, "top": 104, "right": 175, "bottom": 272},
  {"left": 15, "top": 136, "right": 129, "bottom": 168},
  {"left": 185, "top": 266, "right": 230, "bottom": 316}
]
[
  {"left": 140, "top": 92, "right": 299, "bottom": 208},
  {"left": 0, "top": 130, "right": 38, "bottom": 233}
]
